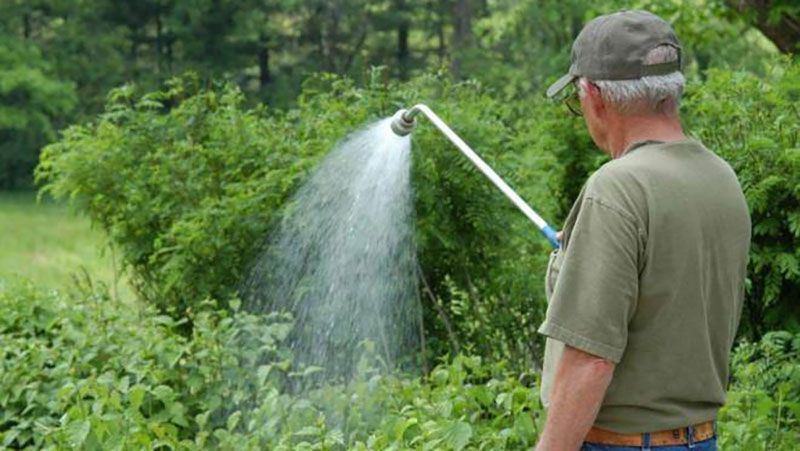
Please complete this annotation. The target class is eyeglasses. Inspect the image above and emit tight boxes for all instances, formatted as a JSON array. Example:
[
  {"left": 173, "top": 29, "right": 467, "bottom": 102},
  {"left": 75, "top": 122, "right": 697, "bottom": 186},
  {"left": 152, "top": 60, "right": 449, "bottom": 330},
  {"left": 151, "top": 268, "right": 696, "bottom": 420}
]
[
  {"left": 564, "top": 89, "right": 582, "bottom": 116},
  {"left": 561, "top": 81, "right": 601, "bottom": 116},
  {"left": 554, "top": 81, "right": 587, "bottom": 117},
  {"left": 552, "top": 79, "right": 581, "bottom": 117}
]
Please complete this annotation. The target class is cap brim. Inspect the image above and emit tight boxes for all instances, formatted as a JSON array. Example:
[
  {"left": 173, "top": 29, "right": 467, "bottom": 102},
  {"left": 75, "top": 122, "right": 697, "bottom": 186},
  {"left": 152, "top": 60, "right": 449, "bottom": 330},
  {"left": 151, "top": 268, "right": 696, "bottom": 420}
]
[{"left": 546, "top": 73, "right": 577, "bottom": 98}]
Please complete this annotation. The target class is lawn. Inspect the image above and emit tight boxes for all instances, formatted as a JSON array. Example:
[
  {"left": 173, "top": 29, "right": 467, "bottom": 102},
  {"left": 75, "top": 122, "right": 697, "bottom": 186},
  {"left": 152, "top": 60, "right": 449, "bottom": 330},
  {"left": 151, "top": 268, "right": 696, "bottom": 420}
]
[{"left": 0, "top": 191, "right": 131, "bottom": 299}]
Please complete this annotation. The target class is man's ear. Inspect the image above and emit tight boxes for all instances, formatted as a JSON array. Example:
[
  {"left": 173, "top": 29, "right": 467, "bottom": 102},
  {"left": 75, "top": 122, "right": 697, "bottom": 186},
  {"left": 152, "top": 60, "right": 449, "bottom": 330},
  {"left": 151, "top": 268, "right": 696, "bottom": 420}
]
[{"left": 580, "top": 79, "right": 605, "bottom": 116}]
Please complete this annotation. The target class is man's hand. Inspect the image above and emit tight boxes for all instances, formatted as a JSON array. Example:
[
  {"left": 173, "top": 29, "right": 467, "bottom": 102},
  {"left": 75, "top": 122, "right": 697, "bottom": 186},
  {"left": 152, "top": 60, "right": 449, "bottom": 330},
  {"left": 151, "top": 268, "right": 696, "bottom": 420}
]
[{"left": 535, "top": 345, "right": 615, "bottom": 451}]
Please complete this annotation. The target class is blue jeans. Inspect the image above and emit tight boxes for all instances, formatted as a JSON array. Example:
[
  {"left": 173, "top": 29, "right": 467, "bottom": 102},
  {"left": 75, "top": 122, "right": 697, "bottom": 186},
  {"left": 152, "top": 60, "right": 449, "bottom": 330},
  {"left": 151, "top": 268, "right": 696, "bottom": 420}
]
[{"left": 582, "top": 437, "right": 717, "bottom": 451}]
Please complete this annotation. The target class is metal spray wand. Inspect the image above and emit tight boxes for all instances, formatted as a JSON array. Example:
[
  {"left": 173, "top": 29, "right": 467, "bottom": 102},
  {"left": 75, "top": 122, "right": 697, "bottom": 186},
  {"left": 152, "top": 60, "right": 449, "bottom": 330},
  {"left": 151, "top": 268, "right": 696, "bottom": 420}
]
[{"left": 389, "top": 104, "right": 560, "bottom": 249}]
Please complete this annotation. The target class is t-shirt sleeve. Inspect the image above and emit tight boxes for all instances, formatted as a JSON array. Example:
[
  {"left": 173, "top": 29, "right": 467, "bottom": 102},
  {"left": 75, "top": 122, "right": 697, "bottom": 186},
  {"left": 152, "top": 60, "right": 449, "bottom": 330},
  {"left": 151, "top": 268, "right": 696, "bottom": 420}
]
[{"left": 537, "top": 195, "right": 642, "bottom": 363}]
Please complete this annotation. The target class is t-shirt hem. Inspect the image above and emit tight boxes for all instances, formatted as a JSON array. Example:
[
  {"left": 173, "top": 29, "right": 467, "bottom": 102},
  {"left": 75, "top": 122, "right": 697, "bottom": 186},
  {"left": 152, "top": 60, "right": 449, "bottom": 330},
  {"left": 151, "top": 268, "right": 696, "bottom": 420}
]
[{"left": 537, "top": 319, "right": 624, "bottom": 363}]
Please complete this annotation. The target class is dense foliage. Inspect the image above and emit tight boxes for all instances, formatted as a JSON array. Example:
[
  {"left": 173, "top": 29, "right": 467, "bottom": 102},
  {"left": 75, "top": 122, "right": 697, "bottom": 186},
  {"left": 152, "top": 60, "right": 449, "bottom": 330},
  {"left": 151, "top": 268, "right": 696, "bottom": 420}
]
[
  {"left": 1, "top": 0, "right": 794, "bottom": 187},
  {"left": 683, "top": 61, "right": 800, "bottom": 339},
  {"left": 0, "top": 37, "right": 75, "bottom": 189},
  {"left": 37, "top": 71, "right": 561, "bottom": 367},
  {"left": 38, "top": 74, "right": 335, "bottom": 313},
  {"left": 2, "top": 282, "right": 797, "bottom": 449},
  {"left": 5, "top": 1, "right": 800, "bottom": 448},
  {"left": 720, "top": 330, "right": 800, "bottom": 448},
  {"left": 39, "top": 58, "right": 800, "bottom": 365},
  {"left": 0, "top": 282, "right": 546, "bottom": 450}
]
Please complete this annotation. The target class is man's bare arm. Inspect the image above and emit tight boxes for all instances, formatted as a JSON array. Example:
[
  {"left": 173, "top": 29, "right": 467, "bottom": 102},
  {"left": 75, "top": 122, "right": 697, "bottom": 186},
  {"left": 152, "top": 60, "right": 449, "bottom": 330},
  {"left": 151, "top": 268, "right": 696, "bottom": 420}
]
[{"left": 535, "top": 345, "right": 616, "bottom": 451}]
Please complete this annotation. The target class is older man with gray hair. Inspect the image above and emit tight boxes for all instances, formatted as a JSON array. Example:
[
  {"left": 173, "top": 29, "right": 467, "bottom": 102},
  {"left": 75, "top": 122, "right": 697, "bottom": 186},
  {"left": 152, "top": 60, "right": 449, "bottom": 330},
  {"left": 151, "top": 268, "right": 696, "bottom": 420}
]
[{"left": 535, "top": 10, "right": 751, "bottom": 451}]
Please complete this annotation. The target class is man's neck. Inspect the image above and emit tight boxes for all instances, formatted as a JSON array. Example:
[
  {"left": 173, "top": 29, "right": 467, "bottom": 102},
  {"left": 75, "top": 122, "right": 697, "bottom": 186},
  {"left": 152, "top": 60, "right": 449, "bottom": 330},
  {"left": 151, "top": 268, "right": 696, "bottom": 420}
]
[{"left": 607, "top": 114, "right": 686, "bottom": 159}]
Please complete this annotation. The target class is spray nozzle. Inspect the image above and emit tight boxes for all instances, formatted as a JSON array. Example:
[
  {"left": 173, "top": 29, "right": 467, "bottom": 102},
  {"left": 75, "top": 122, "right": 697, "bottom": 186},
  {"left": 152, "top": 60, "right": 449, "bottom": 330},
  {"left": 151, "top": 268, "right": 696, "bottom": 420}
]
[{"left": 390, "top": 109, "right": 416, "bottom": 136}]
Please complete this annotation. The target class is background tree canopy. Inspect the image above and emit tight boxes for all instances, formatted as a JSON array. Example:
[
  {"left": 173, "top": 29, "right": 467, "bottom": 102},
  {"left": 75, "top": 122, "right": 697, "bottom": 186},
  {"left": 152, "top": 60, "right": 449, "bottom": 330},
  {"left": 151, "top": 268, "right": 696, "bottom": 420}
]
[{"left": 0, "top": 0, "right": 796, "bottom": 189}]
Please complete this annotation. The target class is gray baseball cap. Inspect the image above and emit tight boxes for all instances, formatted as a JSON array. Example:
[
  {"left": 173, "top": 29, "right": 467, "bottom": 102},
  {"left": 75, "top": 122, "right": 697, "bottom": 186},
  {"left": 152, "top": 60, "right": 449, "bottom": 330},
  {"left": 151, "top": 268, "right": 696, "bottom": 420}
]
[{"left": 546, "top": 10, "right": 682, "bottom": 98}]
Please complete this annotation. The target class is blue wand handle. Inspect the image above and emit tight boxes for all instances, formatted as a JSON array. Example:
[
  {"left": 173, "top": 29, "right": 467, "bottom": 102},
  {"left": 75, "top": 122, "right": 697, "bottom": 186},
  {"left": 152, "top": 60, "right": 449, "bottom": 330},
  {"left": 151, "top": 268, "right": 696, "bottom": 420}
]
[{"left": 542, "top": 224, "right": 561, "bottom": 249}]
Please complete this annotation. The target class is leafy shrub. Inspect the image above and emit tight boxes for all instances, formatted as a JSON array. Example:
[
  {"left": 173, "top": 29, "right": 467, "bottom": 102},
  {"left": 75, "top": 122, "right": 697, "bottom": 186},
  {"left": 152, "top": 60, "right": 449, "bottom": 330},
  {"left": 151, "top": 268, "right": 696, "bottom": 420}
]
[
  {"left": 719, "top": 331, "right": 800, "bottom": 449},
  {"left": 2, "top": 282, "right": 798, "bottom": 449},
  {"left": 683, "top": 59, "right": 800, "bottom": 338},
  {"left": 37, "top": 74, "right": 339, "bottom": 313},
  {"left": 0, "top": 280, "right": 294, "bottom": 449},
  {"left": 0, "top": 282, "right": 543, "bottom": 450},
  {"left": 37, "top": 71, "right": 560, "bottom": 367}
]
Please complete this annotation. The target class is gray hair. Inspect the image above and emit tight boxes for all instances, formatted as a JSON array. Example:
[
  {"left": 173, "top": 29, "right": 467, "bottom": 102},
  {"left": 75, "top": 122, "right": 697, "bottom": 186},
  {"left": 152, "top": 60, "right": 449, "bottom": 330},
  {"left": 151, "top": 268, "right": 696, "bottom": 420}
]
[{"left": 579, "top": 45, "right": 685, "bottom": 115}]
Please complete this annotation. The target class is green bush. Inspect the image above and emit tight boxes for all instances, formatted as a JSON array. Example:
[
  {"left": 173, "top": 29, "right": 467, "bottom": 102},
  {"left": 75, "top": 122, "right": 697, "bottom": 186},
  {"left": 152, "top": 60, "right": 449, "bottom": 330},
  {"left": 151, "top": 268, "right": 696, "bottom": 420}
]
[
  {"left": 719, "top": 331, "right": 800, "bottom": 449},
  {"left": 37, "top": 74, "right": 337, "bottom": 313},
  {"left": 0, "top": 282, "right": 544, "bottom": 450},
  {"left": 37, "top": 71, "right": 560, "bottom": 367},
  {"left": 2, "top": 282, "right": 797, "bottom": 449},
  {"left": 683, "top": 59, "right": 800, "bottom": 338},
  {"left": 0, "top": 280, "right": 294, "bottom": 449}
]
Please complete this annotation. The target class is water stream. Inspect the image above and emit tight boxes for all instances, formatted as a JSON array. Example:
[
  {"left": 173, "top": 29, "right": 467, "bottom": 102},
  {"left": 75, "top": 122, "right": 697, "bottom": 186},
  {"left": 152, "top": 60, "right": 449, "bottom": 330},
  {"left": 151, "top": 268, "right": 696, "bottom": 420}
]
[{"left": 242, "top": 118, "right": 421, "bottom": 381}]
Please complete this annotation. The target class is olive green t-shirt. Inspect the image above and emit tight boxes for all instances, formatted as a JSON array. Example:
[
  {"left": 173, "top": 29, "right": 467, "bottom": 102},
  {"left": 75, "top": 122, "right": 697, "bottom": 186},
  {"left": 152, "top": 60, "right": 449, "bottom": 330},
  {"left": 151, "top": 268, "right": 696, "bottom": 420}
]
[{"left": 538, "top": 139, "right": 751, "bottom": 433}]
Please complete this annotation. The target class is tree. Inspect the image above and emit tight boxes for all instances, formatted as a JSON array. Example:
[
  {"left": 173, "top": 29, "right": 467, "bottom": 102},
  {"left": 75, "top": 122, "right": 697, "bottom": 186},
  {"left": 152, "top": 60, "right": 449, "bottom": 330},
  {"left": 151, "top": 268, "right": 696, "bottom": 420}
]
[
  {"left": 450, "top": 0, "right": 473, "bottom": 78},
  {"left": 0, "top": 0, "right": 127, "bottom": 116},
  {"left": 726, "top": 0, "right": 800, "bottom": 54},
  {"left": 0, "top": 37, "right": 75, "bottom": 189},
  {"left": 395, "top": 0, "right": 412, "bottom": 79},
  {"left": 229, "top": 0, "right": 302, "bottom": 94}
]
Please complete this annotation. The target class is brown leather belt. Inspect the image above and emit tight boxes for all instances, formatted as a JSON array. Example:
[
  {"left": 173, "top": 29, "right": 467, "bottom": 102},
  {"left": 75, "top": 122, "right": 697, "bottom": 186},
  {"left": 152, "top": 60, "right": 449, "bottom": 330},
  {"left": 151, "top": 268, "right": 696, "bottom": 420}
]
[{"left": 585, "top": 421, "right": 715, "bottom": 446}]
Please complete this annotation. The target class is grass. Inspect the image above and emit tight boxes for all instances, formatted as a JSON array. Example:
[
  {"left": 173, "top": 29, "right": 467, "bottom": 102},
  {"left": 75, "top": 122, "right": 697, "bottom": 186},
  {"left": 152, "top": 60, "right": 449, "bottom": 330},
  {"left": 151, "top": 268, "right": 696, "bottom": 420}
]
[{"left": 0, "top": 191, "right": 132, "bottom": 299}]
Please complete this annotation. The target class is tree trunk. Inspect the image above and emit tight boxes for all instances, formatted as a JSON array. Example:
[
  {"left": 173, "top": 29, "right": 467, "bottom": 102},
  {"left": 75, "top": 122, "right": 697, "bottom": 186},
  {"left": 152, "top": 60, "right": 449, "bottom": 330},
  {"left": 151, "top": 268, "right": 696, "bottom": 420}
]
[
  {"left": 23, "top": 13, "right": 31, "bottom": 39},
  {"left": 166, "top": 37, "right": 174, "bottom": 72},
  {"left": 396, "top": 0, "right": 410, "bottom": 80},
  {"left": 437, "top": 0, "right": 446, "bottom": 66},
  {"left": 451, "top": 0, "right": 472, "bottom": 78},
  {"left": 320, "top": 4, "right": 340, "bottom": 72},
  {"left": 129, "top": 32, "right": 138, "bottom": 78},
  {"left": 476, "top": 0, "right": 489, "bottom": 16},
  {"left": 728, "top": 0, "right": 800, "bottom": 54},
  {"left": 155, "top": 14, "right": 163, "bottom": 74},
  {"left": 343, "top": 27, "right": 368, "bottom": 73},
  {"left": 258, "top": 41, "right": 271, "bottom": 88},
  {"left": 4, "top": 160, "right": 14, "bottom": 190}
]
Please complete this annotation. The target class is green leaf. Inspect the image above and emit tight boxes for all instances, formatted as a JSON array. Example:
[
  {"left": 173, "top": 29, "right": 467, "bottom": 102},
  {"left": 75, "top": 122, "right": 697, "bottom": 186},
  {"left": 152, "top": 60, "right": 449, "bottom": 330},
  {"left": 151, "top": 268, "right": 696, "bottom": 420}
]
[
  {"left": 226, "top": 411, "right": 241, "bottom": 431},
  {"left": 152, "top": 385, "right": 174, "bottom": 402},
  {"left": 257, "top": 364, "right": 273, "bottom": 384},
  {"left": 66, "top": 420, "right": 91, "bottom": 448},
  {"left": 293, "top": 426, "right": 321, "bottom": 437},
  {"left": 129, "top": 385, "right": 146, "bottom": 411},
  {"left": 439, "top": 420, "right": 472, "bottom": 451}
]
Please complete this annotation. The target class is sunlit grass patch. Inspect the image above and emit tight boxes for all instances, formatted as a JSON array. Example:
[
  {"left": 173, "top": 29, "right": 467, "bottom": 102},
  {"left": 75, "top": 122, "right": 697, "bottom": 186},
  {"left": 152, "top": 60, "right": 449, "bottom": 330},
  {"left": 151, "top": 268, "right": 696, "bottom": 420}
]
[{"left": 0, "top": 192, "right": 131, "bottom": 300}]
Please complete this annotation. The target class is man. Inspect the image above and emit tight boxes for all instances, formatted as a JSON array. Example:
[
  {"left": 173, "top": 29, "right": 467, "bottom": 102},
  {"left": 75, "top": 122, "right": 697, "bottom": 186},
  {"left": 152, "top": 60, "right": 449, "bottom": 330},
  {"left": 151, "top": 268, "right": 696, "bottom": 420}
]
[{"left": 535, "top": 10, "right": 751, "bottom": 451}]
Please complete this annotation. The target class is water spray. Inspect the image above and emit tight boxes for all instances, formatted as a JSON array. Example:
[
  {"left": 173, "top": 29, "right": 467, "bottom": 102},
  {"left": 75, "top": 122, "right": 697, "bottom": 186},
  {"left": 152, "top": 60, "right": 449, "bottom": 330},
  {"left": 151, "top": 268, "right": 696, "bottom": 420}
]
[{"left": 390, "top": 104, "right": 560, "bottom": 249}]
